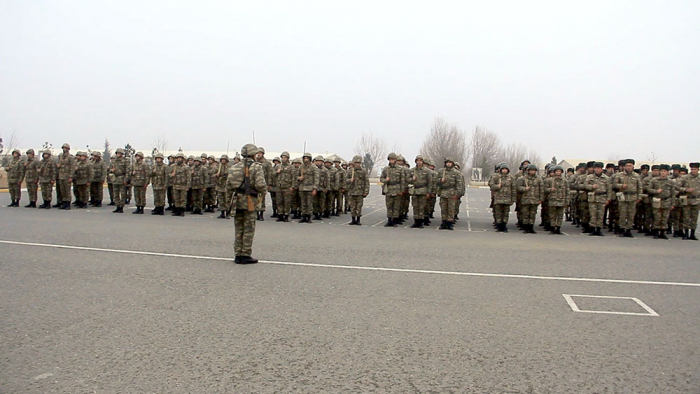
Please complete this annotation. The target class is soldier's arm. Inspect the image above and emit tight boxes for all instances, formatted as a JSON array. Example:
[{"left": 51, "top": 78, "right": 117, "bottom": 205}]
[
  {"left": 312, "top": 167, "right": 320, "bottom": 190},
  {"left": 254, "top": 165, "right": 267, "bottom": 193},
  {"left": 538, "top": 180, "right": 545, "bottom": 202},
  {"left": 363, "top": 171, "right": 370, "bottom": 196},
  {"left": 380, "top": 168, "right": 388, "bottom": 184}
]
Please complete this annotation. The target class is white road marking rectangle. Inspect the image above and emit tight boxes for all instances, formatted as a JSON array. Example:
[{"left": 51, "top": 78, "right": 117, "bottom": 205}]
[{"left": 562, "top": 294, "right": 659, "bottom": 316}]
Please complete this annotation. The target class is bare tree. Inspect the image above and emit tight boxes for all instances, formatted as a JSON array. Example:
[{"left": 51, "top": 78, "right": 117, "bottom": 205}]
[
  {"left": 420, "top": 117, "right": 470, "bottom": 171},
  {"left": 152, "top": 135, "right": 169, "bottom": 156},
  {"left": 1, "top": 129, "right": 21, "bottom": 166},
  {"left": 355, "top": 132, "right": 387, "bottom": 177},
  {"left": 470, "top": 125, "right": 501, "bottom": 177},
  {"left": 498, "top": 143, "right": 543, "bottom": 172}
]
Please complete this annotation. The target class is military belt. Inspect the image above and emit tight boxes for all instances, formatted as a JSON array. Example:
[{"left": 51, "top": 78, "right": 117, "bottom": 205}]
[{"left": 595, "top": 191, "right": 607, "bottom": 195}]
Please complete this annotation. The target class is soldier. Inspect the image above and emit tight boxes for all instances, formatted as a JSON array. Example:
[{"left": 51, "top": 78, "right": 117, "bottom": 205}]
[
  {"left": 565, "top": 167, "right": 575, "bottom": 221},
  {"left": 270, "top": 156, "right": 280, "bottom": 218},
  {"left": 150, "top": 153, "right": 167, "bottom": 215},
  {"left": 454, "top": 162, "right": 466, "bottom": 221},
  {"left": 254, "top": 147, "right": 273, "bottom": 221},
  {"left": 72, "top": 151, "right": 93, "bottom": 208},
  {"left": 539, "top": 165, "right": 553, "bottom": 231},
  {"left": 165, "top": 154, "right": 175, "bottom": 210},
  {"left": 612, "top": 159, "right": 642, "bottom": 237},
  {"left": 290, "top": 157, "right": 303, "bottom": 219},
  {"left": 516, "top": 164, "right": 544, "bottom": 234},
  {"left": 437, "top": 157, "right": 464, "bottom": 230},
  {"left": 170, "top": 152, "right": 191, "bottom": 217},
  {"left": 642, "top": 165, "right": 659, "bottom": 236},
  {"left": 333, "top": 158, "right": 346, "bottom": 216},
  {"left": 23, "top": 149, "right": 40, "bottom": 208},
  {"left": 294, "top": 152, "right": 319, "bottom": 223},
  {"left": 312, "top": 155, "right": 328, "bottom": 220},
  {"left": 324, "top": 157, "right": 338, "bottom": 217},
  {"left": 205, "top": 155, "right": 218, "bottom": 212},
  {"left": 678, "top": 162, "right": 699, "bottom": 240},
  {"left": 489, "top": 163, "right": 516, "bottom": 232},
  {"left": 89, "top": 151, "right": 108, "bottom": 207},
  {"left": 215, "top": 155, "right": 230, "bottom": 219},
  {"left": 648, "top": 164, "right": 677, "bottom": 239},
  {"left": 381, "top": 152, "right": 406, "bottom": 227},
  {"left": 341, "top": 160, "right": 351, "bottom": 214},
  {"left": 424, "top": 158, "right": 438, "bottom": 223},
  {"left": 228, "top": 144, "right": 267, "bottom": 264},
  {"left": 408, "top": 155, "right": 433, "bottom": 228},
  {"left": 107, "top": 155, "right": 116, "bottom": 206},
  {"left": 584, "top": 162, "right": 612, "bottom": 236},
  {"left": 190, "top": 156, "right": 206, "bottom": 215},
  {"left": 346, "top": 155, "right": 370, "bottom": 225},
  {"left": 635, "top": 164, "right": 650, "bottom": 232},
  {"left": 569, "top": 163, "right": 586, "bottom": 226},
  {"left": 4, "top": 149, "right": 25, "bottom": 207},
  {"left": 130, "top": 152, "right": 150, "bottom": 214},
  {"left": 38, "top": 150, "right": 56, "bottom": 208},
  {"left": 514, "top": 159, "right": 531, "bottom": 229},
  {"left": 397, "top": 155, "right": 411, "bottom": 222},
  {"left": 274, "top": 152, "right": 293, "bottom": 222},
  {"left": 56, "top": 143, "right": 75, "bottom": 209},
  {"left": 577, "top": 161, "right": 595, "bottom": 233},
  {"left": 544, "top": 165, "right": 569, "bottom": 234},
  {"left": 109, "top": 148, "right": 129, "bottom": 213}
]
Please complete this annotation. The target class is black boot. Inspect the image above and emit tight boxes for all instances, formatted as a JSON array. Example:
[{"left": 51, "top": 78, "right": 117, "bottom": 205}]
[
  {"left": 495, "top": 222, "right": 502, "bottom": 232},
  {"left": 350, "top": 216, "right": 357, "bottom": 225},
  {"left": 658, "top": 230, "right": 668, "bottom": 240},
  {"left": 447, "top": 221, "right": 454, "bottom": 230},
  {"left": 52, "top": 201, "right": 62, "bottom": 208},
  {"left": 193, "top": 208, "right": 203, "bottom": 215},
  {"left": 385, "top": 218, "right": 395, "bottom": 227},
  {"left": 108, "top": 200, "right": 116, "bottom": 206},
  {"left": 502, "top": 223, "right": 508, "bottom": 233},
  {"left": 238, "top": 256, "right": 258, "bottom": 265},
  {"left": 625, "top": 229, "right": 634, "bottom": 238},
  {"left": 689, "top": 229, "right": 698, "bottom": 241},
  {"left": 24, "top": 201, "right": 32, "bottom": 208},
  {"left": 440, "top": 220, "right": 448, "bottom": 230},
  {"left": 356, "top": 216, "right": 361, "bottom": 225},
  {"left": 217, "top": 210, "right": 226, "bottom": 219},
  {"left": 62, "top": 202, "right": 71, "bottom": 210},
  {"left": 132, "top": 206, "right": 140, "bottom": 214},
  {"left": 423, "top": 218, "right": 430, "bottom": 226},
  {"left": 271, "top": 208, "right": 278, "bottom": 218},
  {"left": 682, "top": 229, "right": 689, "bottom": 240},
  {"left": 276, "top": 214, "right": 285, "bottom": 222},
  {"left": 172, "top": 207, "right": 181, "bottom": 216},
  {"left": 165, "top": 204, "right": 173, "bottom": 211},
  {"left": 151, "top": 206, "right": 159, "bottom": 215},
  {"left": 322, "top": 211, "right": 330, "bottom": 218},
  {"left": 284, "top": 214, "right": 290, "bottom": 222},
  {"left": 38, "top": 201, "right": 47, "bottom": 208},
  {"left": 653, "top": 230, "right": 659, "bottom": 239},
  {"left": 158, "top": 206, "right": 165, "bottom": 215}
]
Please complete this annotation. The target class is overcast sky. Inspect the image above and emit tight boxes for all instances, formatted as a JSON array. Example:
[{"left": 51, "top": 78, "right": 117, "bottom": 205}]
[{"left": 1, "top": 0, "right": 698, "bottom": 163}]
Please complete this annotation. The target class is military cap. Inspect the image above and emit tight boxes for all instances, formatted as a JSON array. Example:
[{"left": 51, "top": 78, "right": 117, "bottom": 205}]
[
  {"left": 593, "top": 162, "right": 604, "bottom": 168},
  {"left": 690, "top": 162, "right": 700, "bottom": 169},
  {"left": 566, "top": 167, "right": 574, "bottom": 173},
  {"left": 273, "top": 157, "right": 281, "bottom": 162},
  {"left": 314, "top": 155, "right": 324, "bottom": 161},
  {"left": 633, "top": 169, "right": 640, "bottom": 174},
  {"left": 586, "top": 161, "right": 595, "bottom": 168},
  {"left": 387, "top": 152, "right": 398, "bottom": 160},
  {"left": 257, "top": 147, "right": 265, "bottom": 154},
  {"left": 617, "top": 160, "right": 625, "bottom": 167},
  {"left": 324, "top": 157, "right": 332, "bottom": 163},
  {"left": 240, "top": 143, "right": 259, "bottom": 157},
  {"left": 671, "top": 164, "right": 681, "bottom": 170},
  {"left": 208, "top": 155, "right": 215, "bottom": 160},
  {"left": 176, "top": 152, "right": 186, "bottom": 158},
  {"left": 42, "top": 150, "right": 52, "bottom": 156},
  {"left": 61, "top": 143, "right": 70, "bottom": 149},
  {"left": 659, "top": 164, "right": 670, "bottom": 171},
  {"left": 444, "top": 157, "right": 454, "bottom": 164},
  {"left": 577, "top": 162, "right": 586, "bottom": 169},
  {"left": 651, "top": 165, "right": 659, "bottom": 170},
  {"left": 26, "top": 148, "right": 35, "bottom": 155},
  {"left": 302, "top": 152, "right": 312, "bottom": 158},
  {"left": 194, "top": 156, "right": 202, "bottom": 162},
  {"left": 680, "top": 166, "right": 688, "bottom": 173},
  {"left": 292, "top": 158, "right": 302, "bottom": 164},
  {"left": 92, "top": 151, "right": 101, "bottom": 157},
  {"left": 115, "top": 148, "right": 125, "bottom": 154},
  {"left": 527, "top": 164, "right": 538, "bottom": 171},
  {"left": 352, "top": 155, "right": 363, "bottom": 163},
  {"left": 606, "top": 163, "right": 615, "bottom": 169},
  {"left": 154, "top": 153, "right": 164, "bottom": 159},
  {"left": 135, "top": 151, "right": 144, "bottom": 157},
  {"left": 640, "top": 164, "right": 650, "bottom": 170},
  {"left": 414, "top": 155, "right": 424, "bottom": 163},
  {"left": 626, "top": 159, "right": 635, "bottom": 165},
  {"left": 281, "top": 151, "right": 290, "bottom": 158}
]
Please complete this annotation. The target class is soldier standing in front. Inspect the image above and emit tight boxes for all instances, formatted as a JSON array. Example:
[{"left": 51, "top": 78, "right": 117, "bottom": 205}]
[{"left": 346, "top": 155, "right": 370, "bottom": 225}]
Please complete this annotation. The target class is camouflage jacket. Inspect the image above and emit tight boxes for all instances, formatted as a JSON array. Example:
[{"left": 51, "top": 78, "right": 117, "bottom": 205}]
[
  {"left": 584, "top": 173, "right": 613, "bottom": 203},
  {"left": 613, "top": 171, "right": 642, "bottom": 201},
  {"left": 409, "top": 166, "right": 433, "bottom": 195},
  {"left": 648, "top": 177, "right": 677, "bottom": 208},
  {"left": 275, "top": 162, "right": 294, "bottom": 190},
  {"left": 110, "top": 157, "right": 129, "bottom": 183},
  {"left": 39, "top": 158, "right": 56, "bottom": 183},
  {"left": 317, "top": 165, "right": 329, "bottom": 191},
  {"left": 215, "top": 162, "right": 230, "bottom": 192},
  {"left": 677, "top": 174, "right": 700, "bottom": 205},
  {"left": 335, "top": 167, "right": 346, "bottom": 191},
  {"left": 5, "top": 157, "right": 25, "bottom": 183},
  {"left": 130, "top": 161, "right": 150, "bottom": 187},
  {"left": 437, "top": 167, "right": 464, "bottom": 198},
  {"left": 72, "top": 160, "right": 93, "bottom": 185},
  {"left": 206, "top": 163, "right": 218, "bottom": 188},
  {"left": 228, "top": 159, "right": 267, "bottom": 211},
  {"left": 57, "top": 153, "right": 75, "bottom": 180},
  {"left": 91, "top": 160, "right": 108, "bottom": 183},
  {"left": 380, "top": 164, "right": 406, "bottom": 197},
  {"left": 326, "top": 166, "right": 339, "bottom": 191},
  {"left": 150, "top": 162, "right": 167, "bottom": 190},
  {"left": 346, "top": 167, "right": 370, "bottom": 196},
  {"left": 516, "top": 174, "right": 544, "bottom": 205},
  {"left": 576, "top": 172, "right": 592, "bottom": 201},
  {"left": 544, "top": 175, "right": 569, "bottom": 206},
  {"left": 191, "top": 165, "right": 206, "bottom": 189},
  {"left": 171, "top": 163, "right": 191, "bottom": 190},
  {"left": 24, "top": 158, "right": 40, "bottom": 183},
  {"left": 489, "top": 172, "right": 516, "bottom": 205},
  {"left": 295, "top": 163, "right": 319, "bottom": 192}
]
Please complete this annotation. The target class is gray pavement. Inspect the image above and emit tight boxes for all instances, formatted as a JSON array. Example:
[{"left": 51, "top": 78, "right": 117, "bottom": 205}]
[{"left": 1, "top": 186, "right": 699, "bottom": 393}]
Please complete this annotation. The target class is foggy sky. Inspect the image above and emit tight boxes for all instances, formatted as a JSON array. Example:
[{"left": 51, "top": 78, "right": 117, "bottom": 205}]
[{"left": 1, "top": 0, "right": 698, "bottom": 164}]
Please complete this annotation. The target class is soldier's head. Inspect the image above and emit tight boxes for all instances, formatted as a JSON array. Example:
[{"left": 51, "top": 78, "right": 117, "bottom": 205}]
[
  {"left": 314, "top": 155, "right": 324, "bottom": 167},
  {"left": 154, "top": 153, "right": 164, "bottom": 163},
  {"left": 273, "top": 157, "right": 281, "bottom": 165},
  {"left": 352, "top": 155, "right": 363, "bottom": 169},
  {"left": 233, "top": 155, "right": 241, "bottom": 163},
  {"left": 241, "top": 144, "right": 258, "bottom": 159},
  {"left": 586, "top": 161, "right": 595, "bottom": 174},
  {"left": 553, "top": 165, "right": 564, "bottom": 176},
  {"left": 26, "top": 149, "right": 35, "bottom": 159},
  {"left": 135, "top": 152, "right": 144, "bottom": 162},
  {"left": 387, "top": 152, "right": 397, "bottom": 165},
  {"left": 680, "top": 167, "right": 688, "bottom": 175},
  {"left": 42, "top": 150, "right": 52, "bottom": 160},
  {"left": 415, "top": 155, "right": 424, "bottom": 168},
  {"left": 194, "top": 157, "right": 202, "bottom": 166},
  {"left": 624, "top": 159, "right": 635, "bottom": 173},
  {"left": 567, "top": 167, "right": 574, "bottom": 175},
  {"left": 396, "top": 155, "right": 405, "bottom": 165},
  {"left": 520, "top": 160, "right": 531, "bottom": 171},
  {"left": 167, "top": 154, "right": 174, "bottom": 163},
  {"left": 659, "top": 164, "right": 670, "bottom": 178},
  {"left": 208, "top": 155, "right": 215, "bottom": 164},
  {"left": 594, "top": 162, "right": 604, "bottom": 175},
  {"left": 606, "top": 163, "right": 616, "bottom": 175},
  {"left": 281, "top": 151, "right": 290, "bottom": 164},
  {"left": 341, "top": 161, "right": 348, "bottom": 169},
  {"left": 61, "top": 143, "right": 70, "bottom": 153},
  {"left": 500, "top": 163, "right": 510, "bottom": 174},
  {"left": 651, "top": 165, "right": 660, "bottom": 176},
  {"left": 576, "top": 163, "right": 585, "bottom": 173},
  {"left": 690, "top": 162, "right": 699, "bottom": 176},
  {"left": 640, "top": 164, "right": 650, "bottom": 175},
  {"left": 92, "top": 152, "right": 101, "bottom": 161},
  {"left": 444, "top": 157, "right": 454, "bottom": 168},
  {"left": 116, "top": 148, "right": 125, "bottom": 158},
  {"left": 324, "top": 158, "right": 332, "bottom": 168},
  {"left": 201, "top": 153, "right": 208, "bottom": 160},
  {"left": 671, "top": 164, "right": 681, "bottom": 176},
  {"left": 11, "top": 149, "right": 20, "bottom": 158},
  {"left": 292, "top": 158, "right": 302, "bottom": 167},
  {"left": 527, "top": 164, "right": 538, "bottom": 176},
  {"left": 333, "top": 158, "right": 341, "bottom": 167},
  {"left": 302, "top": 152, "right": 312, "bottom": 164},
  {"left": 256, "top": 147, "right": 265, "bottom": 160}
]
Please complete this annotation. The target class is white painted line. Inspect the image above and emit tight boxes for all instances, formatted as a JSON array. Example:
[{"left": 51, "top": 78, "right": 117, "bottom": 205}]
[
  {"left": 562, "top": 294, "right": 660, "bottom": 316},
  {"left": 1, "top": 240, "right": 700, "bottom": 288}
]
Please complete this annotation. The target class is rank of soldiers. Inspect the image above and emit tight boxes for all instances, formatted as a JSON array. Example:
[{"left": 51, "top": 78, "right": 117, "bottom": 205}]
[{"left": 4, "top": 144, "right": 699, "bottom": 241}]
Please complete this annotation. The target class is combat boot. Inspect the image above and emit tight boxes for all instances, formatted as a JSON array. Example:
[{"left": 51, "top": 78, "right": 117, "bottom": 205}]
[
  {"left": 165, "top": 204, "right": 173, "bottom": 211},
  {"left": 658, "top": 230, "right": 668, "bottom": 240},
  {"left": 172, "top": 207, "right": 180, "bottom": 216},
  {"left": 530, "top": 225, "right": 538, "bottom": 234},
  {"left": 133, "top": 206, "right": 140, "bottom": 214},
  {"left": 234, "top": 256, "right": 242, "bottom": 264},
  {"left": 24, "top": 201, "right": 32, "bottom": 208},
  {"left": 682, "top": 229, "right": 689, "bottom": 240},
  {"left": 151, "top": 206, "right": 159, "bottom": 215},
  {"left": 689, "top": 229, "right": 698, "bottom": 241},
  {"left": 238, "top": 256, "right": 258, "bottom": 265},
  {"left": 385, "top": 218, "right": 395, "bottom": 227},
  {"left": 276, "top": 214, "right": 285, "bottom": 222},
  {"left": 350, "top": 216, "right": 357, "bottom": 225},
  {"left": 79, "top": 201, "right": 88, "bottom": 208},
  {"left": 423, "top": 218, "right": 430, "bottom": 226},
  {"left": 355, "top": 216, "right": 361, "bottom": 225},
  {"left": 411, "top": 219, "right": 422, "bottom": 229},
  {"left": 624, "top": 229, "right": 634, "bottom": 238},
  {"left": 63, "top": 202, "right": 71, "bottom": 210},
  {"left": 283, "top": 215, "right": 290, "bottom": 222},
  {"left": 38, "top": 201, "right": 47, "bottom": 208},
  {"left": 447, "top": 221, "right": 454, "bottom": 230},
  {"left": 271, "top": 208, "right": 278, "bottom": 218},
  {"left": 501, "top": 224, "right": 508, "bottom": 233},
  {"left": 439, "top": 220, "right": 448, "bottom": 230},
  {"left": 157, "top": 207, "right": 165, "bottom": 215},
  {"left": 108, "top": 200, "right": 116, "bottom": 206},
  {"left": 322, "top": 211, "right": 330, "bottom": 218},
  {"left": 217, "top": 210, "right": 226, "bottom": 219},
  {"left": 299, "top": 215, "right": 309, "bottom": 223},
  {"left": 653, "top": 230, "right": 659, "bottom": 239}
]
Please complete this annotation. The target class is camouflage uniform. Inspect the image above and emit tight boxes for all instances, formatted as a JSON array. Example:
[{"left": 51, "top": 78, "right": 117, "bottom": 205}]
[
  {"left": 38, "top": 151, "right": 57, "bottom": 208},
  {"left": 648, "top": 165, "right": 677, "bottom": 239},
  {"left": 5, "top": 150, "right": 25, "bottom": 207},
  {"left": 346, "top": 155, "right": 370, "bottom": 224},
  {"left": 228, "top": 144, "right": 267, "bottom": 264},
  {"left": 89, "top": 152, "right": 108, "bottom": 206},
  {"left": 254, "top": 148, "right": 273, "bottom": 220},
  {"left": 381, "top": 153, "right": 407, "bottom": 226},
  {"left": 24, "top": 149, "right": 40, "bottom": 207},
  {"left": 294, "top": 154, "right": 319, "bottom": 223},
  {"left": 150, "top": 154, "right": 167, "bottom": 214},
  {"left": 516, "top": 165, "right": 544, "bottom": 233},
  {"left": 677, "top": 163, "right": 700, "bottom": 239},
  {"left": 613, "top": 161, "right": 642, "bottom": 236},
  {"left": 165, "top": 155, "right": 175, "bottom": 210},
  {"left": 489, "top": 166, "right": 516, "bottom": 232},
  {"left": 313, "top": 156, "right": 328, "bottom": 220},
  {"left": 437, "top": 158, "right": 464, "bottom": 230},
  {"left": 109, "top": 149, "right": 129, "bottom": 212},
  {"left": 170, "top": 153, "right": 192, "bottom": 216},
  {"left": 57, "top": 145, "right": 76, "bottom": 208},
  {"left": 215, "top": 156, "right": 231, "bottom": 218},
  {"left": 130, "top": 152, "right": 150, "bottom": 214},
  {"left": 334, "top": 159, "right": 346, "bottom": 215},
  {"left": 269, "top": 157, "right": 280, "bottom": 218},
  {"left": 205, "top": 156, "right": 218, "bottom": 212},
  {"left": 577, "top": 162, "right": 595, "bottom": 232},
  {"left": 544, "top": 166, "right": 569, "bottom": 233},
  {"left": 408, "top": 155, "right": 433, "bottom": 228},
  {"left": 72, "top": 152, "right": 93, "bottom": 208},
  {"left": 584, "top": 163, "right": 613, "bottom": 236},
  {"left": 274, "top": 152, "right": 294, "bottom": 221},
  {"left": 324, "top": 158, "right": 338, "bottom": 217},
  {"left": 190, "top": 158, "right": 207, "bottom": 214}
]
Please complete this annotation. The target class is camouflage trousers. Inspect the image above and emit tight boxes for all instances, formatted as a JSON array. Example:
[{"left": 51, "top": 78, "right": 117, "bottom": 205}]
[
  {"left": 493, "top": 203, "right": 511, "bottom": 224},
  {"left": 314, "top": 191, "right": 326, "bottom": 214},
  {"left": 588, "top": 201, "right": 606, "bottom": 227},
  {"left": 8, "top": 181, "right": 21, "bottom": 202},
  {"left": 233, "top": 209, "right": 257, "bottom": 256},
  {"left": 291, "top": 189, "right": 300, "bottom": 213},
  {"left": 427, "top": 195, "right": 436, "bottom": 216},
  {"left": 299, "top": 191, "right": 314, "bottom": 215},
  {"left": 644, "top": 203, "right": 654, "bottom": 231},
  {"left": 440, "top": 196, "right": 458, "bottom": 222},
  {"left": 385, "top": 195, "right": 402, "bottom": 219},
  {"left": 217, "top": 190, "right": 229, "bottom": 212},
  {"left": 653, "top": 207, "right": 671, "bottom": 230},
  {"left": 336, "top": 190, "right": 345, "bottom": 213},
  {"left": 191, "top": 189, "right": 203, "bottom": 209},
  {"left": 579, "top": 197, "right": 590, "bottom": 224},
  {"left": 90, "top": 182, "right": 103, "bottom": 203},
  {"left": 606, "top": 200, "right": 619, "bottom": 227},
  {"left": 41, "top": 182, "right": 53, "bottom": 202},
  {"left": 401, "top": 194, "right": 410, "bottom": 215},
  {"left": 133, "top": 185, "right": 147, "bottom": 207},
  {"left": 74, "top": 183, "right": 89, "bottom": 203},
  {"left": 411, "top": 194, "right": 427, "bottom": 219},
  {"left": 682, "top": 204, "right": 699, "bottom": 230},
  {"left": 172, "top": 188, "right": 187, "bottom": 208},
  {"left": 204, "top": 187, "right": 216, "bottom": 206},
  {"left": 125, "top": 185, "right": 132, "bottom": 201},
  {"left": 549, "top": 206, "right": 565, "bottom": 227},
  {"left": 669, "top": 207, "right": 681, "bottom": 230},
  {"left": 153, "top": 189, "right": 166, "bottom": 207},
  {"left": 455, "top": 197, "right": 461, "bottom": 215},
  {"left": 270, "top": 191, "right": 277, "bottom": 213},
  {"left": 58, "top": 179, "right": 72, "bottom": 203},
  {"left": 256, "top": 190, "right": 267, "bottom": 212},
  {"left": 27, "top": 182, "right": 38, "bottom": 202},
  {"left": 515, "top": 197, "right": 523, "bottom": 223},
  {"left": 349, "top": 195, "right": 364, "bottom": 217},
  {"left": 325, "top": 190, "right": 337, "bottom": 213},
  {"left": 167, "top": 186, "right": 174, "bottom": 206},
  {"left": 276, "top": 189, "right": 291, "bottom": 215},
  {"left": 520, "top": 203, "right": 539, "bottom": 225},
  {"left": 107, "top": 182, "right": 114, "bottom": 202},
  {"left": 540, "top": 203, "right": 549, "bottom": 225},
  {"left": 618, "top": 200, "right": 637, "bottom": 230}
]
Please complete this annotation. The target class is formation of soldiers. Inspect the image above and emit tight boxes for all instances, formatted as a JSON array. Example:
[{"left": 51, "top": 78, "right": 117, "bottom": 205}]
[
  {"left": 487, "top": 159, "right": 700, "bottom": 241},
  {"left": 5, "top": 144, "right": 699, "bottom": 241}
]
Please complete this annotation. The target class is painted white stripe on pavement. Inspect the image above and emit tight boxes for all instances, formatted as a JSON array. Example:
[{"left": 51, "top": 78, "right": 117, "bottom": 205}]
[{"left": 1, "top": 239, "right": 700, "bottom": 288}]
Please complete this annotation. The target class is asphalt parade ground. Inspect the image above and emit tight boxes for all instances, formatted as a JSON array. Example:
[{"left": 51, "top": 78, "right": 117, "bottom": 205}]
[{"left": 1, "top": 185, "right": 699, "bottom": 393}]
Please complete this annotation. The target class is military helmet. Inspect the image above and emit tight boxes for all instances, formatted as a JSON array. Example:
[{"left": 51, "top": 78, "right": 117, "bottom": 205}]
[
  {"left": 92, "top": 151, "right": 101, "bottom": 157},
  {"left": 12, "top": 148, "right": 21, "bottom": 155},
  {"left": 352, "top": 155, "right": 363, "bottom": 163},
  {"left": 444, "top": 157, "right": 454, "bottom": 164},
  {"left": 187, "top": 155, "right": 194, "bottom": 160},
  {"left": 415, "top": 155, "right": 424, "bottom": 163},
  {"left": 302, "top": 152, "right": 312, "bottom": 159},
  {"left": 154, "top": 153, "right": 164, "bottom": 159},
  {"left": 324, "top": 157, "right": 332, "bottom": 163},
  {"left": 292, "top": 158, "right": 302, "bottom": 164},
  {"left": 42, "top": 149, "right": 52, "bottom": 156},
  {"left": 454, "top": 162, "right": 461, "bottom": 169},
  {"left": 75, "top": 151, "right": 85, "bottom": 157},
  {"left": 397, "top": 155, "right": 405, "bottom": 162},
  {"left": 115, "top": 148, "right": 125, "bottom": 154},
  {"left": 26, "top": 148, "right": 35, "bottom": 155},
  {"left": 220, "top": 154, "right": 229, "bottom": 161},
  {"left": 314, "top": 155, "right": 324, "bottom": 161},
  {"left": 387, "top": 152, "right": 398, "bottom": 160},
  {"left": 423, "top": 158, "right": 432, "bottom": 166},
  {"left": 208, "top": 155, "right": 215, "bottom": 160},
  {"left": 201, "top": 153, "right": 207, "bottom": 158},
  {"left": 273, "top": 156, "right": 281, "bottom": 162},
  {"left": 194, "top": 156, "right": 201, "bottom": 162},
  {"left": 176, "top": 152, "right": 186, "bottom": 159},
  {"left": 281, "top": 151, "right": 290, "bottom": 158},
  {"left": 552, "top": 165, "right": 563, "bottom": 172},
  {"left": 61, "top": 143, "right": 70, "bottom": 149},
  {"left": 526, "top": 164, "right": 538, "bottom": 171},
  {"left": 257, "top": 146, "right": 265, "bottom": 154},
  {"left": 240, "top": 143, "right": 259, "bottom": 157},
  {"left": 500, "top": 163, "right": 510, "bottom": 170},
  {"left": 135, "top": 151, "right": 144, "bottom": 157},
  {"left": 333, "top": 157, "right": 341, "bottom": 163}
]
